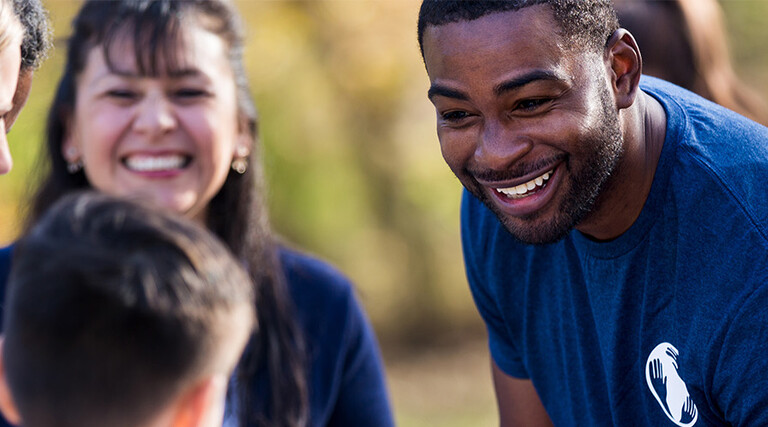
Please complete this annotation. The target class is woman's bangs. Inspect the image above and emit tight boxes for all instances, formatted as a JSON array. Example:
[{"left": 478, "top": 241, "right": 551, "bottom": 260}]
[{"left": 101, "top": 7, "right": 187, "bottom": 77}]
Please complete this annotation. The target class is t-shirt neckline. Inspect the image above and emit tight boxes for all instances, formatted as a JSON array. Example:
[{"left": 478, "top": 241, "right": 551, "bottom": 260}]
[{"left": 571, "top": 78, "right": 686, "bottom": 259}]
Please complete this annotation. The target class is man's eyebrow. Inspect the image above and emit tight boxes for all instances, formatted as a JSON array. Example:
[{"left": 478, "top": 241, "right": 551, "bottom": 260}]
[
  {"left": 494, "top": 70, "right": 564, "bottom": 97},
  {"left": 428, "top": 85, "right": 469, "bottom": 101},
  {"left": 428, "top": 70, "right": 565, "bottom": 101}
]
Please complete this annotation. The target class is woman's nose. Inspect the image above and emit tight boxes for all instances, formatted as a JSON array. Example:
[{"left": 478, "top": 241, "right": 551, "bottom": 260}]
[{"left": 132, "top": 92, "right": 178, "bottom": 137}]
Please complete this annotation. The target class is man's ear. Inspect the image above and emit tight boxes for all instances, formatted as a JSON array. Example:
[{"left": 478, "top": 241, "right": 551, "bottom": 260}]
[
  {"left": 171, "top": 375, "right": 228, "bottom": 427},
  {"left": 6, "top": 70, "right": 34, "bottom": 131},
  {"left": 605, "top": 28, "right": 642, "bottom": 109},
  {"left": 0, "top": 338, "right": 22, "bottom": 426}
]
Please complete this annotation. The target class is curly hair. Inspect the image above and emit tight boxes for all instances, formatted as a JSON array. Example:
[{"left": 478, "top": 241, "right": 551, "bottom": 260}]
[
  {"left": 12, "top": 0, "right": 51, "bottom": 70},
  {"left": 417, "top": 0, "right": 619, "bottom": 57}
]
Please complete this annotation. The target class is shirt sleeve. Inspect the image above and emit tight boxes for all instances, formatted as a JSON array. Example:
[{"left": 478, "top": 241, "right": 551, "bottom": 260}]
[
  {"left": 279, "top": 249, "right": 395, "bottom": 427},
  {"left": 461, "top": 190, "right": 528, "bottom": 379},
  {"left": 712, "top": 282, "right": 768, "bottom": 426},
  {"left": 326, "top": 287, "right": 395, "bottom": 427}
]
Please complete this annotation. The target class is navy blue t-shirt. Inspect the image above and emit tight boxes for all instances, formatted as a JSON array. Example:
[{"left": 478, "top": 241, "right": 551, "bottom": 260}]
[
  {"left": 0, "top": 245, "right": 394, "bottom": 427},
  {"left": 462, "top": 77, "right": 768, "bottom": 426}
]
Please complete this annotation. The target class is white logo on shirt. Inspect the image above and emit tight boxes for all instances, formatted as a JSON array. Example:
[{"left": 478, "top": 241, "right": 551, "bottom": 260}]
[{"left": 646, "top": 343, "right": 698, "bottom": 426}]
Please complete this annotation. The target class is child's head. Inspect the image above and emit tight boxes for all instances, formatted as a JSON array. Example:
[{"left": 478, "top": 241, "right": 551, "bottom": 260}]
[{"left": 0, "top": 192, "right": 256, "bottom": 427}]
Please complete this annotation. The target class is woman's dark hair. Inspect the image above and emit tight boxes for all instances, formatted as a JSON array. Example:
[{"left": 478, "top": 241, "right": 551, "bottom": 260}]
[{"left": 27, "top": 1, "right": 308, "bottom": 426}]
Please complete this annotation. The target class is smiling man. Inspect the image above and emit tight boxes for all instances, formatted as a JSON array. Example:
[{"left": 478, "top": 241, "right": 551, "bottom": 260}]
[{"left": 419, "top": 1, "right": 768, "bottom": 426}]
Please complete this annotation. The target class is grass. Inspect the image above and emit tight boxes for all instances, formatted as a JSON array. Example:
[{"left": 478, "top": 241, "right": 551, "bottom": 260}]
[{"left": 385, "top": 337, "right": 498, "bottom": 427}]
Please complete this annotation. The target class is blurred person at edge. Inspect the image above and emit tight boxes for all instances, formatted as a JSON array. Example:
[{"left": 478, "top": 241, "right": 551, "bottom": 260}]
[
  {"left": 0, "top": 1, "right": 395, "bottom": 427},
  {"left": 0, "top": 0, "right": 50, "bottom": 174},
  {"left": 616, "top": 0, "right": 768, "bottom": 125},
  {"left": 0, "top": 0, "right": 23, "bottom": 175},
  {"left": 418, "top": 0, "right": 768, "bottom": 426}
]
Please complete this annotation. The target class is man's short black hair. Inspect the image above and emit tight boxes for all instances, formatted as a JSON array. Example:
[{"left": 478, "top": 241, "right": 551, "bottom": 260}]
[
  {"left": 12, "top": 0, "right": 50, "bottom": 70},
  {"left": 3, "top": 192, "right": 256, "bottom": 427},
  {"left": 417, "top": 0, "right": 619, "bottom": 57}
]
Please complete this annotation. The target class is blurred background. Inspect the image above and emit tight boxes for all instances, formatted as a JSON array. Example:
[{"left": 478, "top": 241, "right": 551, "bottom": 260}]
[{"left": 1, "top": 1, "right": 766, "bottom": 426}]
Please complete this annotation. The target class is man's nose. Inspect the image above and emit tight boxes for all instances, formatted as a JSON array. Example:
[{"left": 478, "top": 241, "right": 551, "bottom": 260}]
[{"left": 475, "top": 120, "right": 532, "bottom": 172}]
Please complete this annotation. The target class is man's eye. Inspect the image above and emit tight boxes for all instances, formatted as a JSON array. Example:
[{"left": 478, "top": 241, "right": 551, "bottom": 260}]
[
  {"left": 441, "top": 110, "right": 470, "bottom": 122},
  {"left": 516, "top": 98, "right": 551, "bottom": 112}
]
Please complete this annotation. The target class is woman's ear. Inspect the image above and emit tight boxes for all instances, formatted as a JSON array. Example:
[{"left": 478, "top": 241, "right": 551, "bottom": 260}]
[
  {"left": 236, "top": 115, "right": 253, "bottom": 156},
  {"left": 234, "top": 137, "right": 251, "bottom": 160},
  {"left": 61, "top": 115, "right": 81, "bottom": 164},
  {"left": 605, "top": 28, "right": 643, "bottom": 109},
  {"left": 0, "top": 338, "right": 22, "bottom": 426}
]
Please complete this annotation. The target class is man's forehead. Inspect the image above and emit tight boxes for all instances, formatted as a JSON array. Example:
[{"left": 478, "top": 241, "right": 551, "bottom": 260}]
[
  {"left": 423, "top": 5, "right": 563, "bottom": 60},
  {"left": 422, "top": 6, "right": 569, "bottom": 77}
]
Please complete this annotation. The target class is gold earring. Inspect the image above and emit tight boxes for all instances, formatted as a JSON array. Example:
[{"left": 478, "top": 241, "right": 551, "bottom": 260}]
[
  {"left": 67, "top": 160, "right": 83, "bottom": 174},
  {"left": 232, "top": 146, "right": 249, "bottom": 174},
  {"left": 231, "top": 158, "right": 247, "bottom": 174},
  {"left": 65, "top": 147, "right": 83, "bottom": 174}
]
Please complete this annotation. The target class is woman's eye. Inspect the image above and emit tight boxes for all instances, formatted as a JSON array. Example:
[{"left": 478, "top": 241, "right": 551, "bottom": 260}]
[
  {"left": 106, "top": 89, "right": 137, "bottom": 99},
  {"left": 174, "top": 88, "right": 209, "bottom": 99}
]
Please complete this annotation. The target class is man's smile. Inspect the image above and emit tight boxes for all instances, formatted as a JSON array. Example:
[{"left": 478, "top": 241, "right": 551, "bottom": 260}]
[
  {"left": 496, "top": 169, "right": 553, "bottom": 199},
  {"left": 481, "top": 163, "right": 564, "bottom": 218}
]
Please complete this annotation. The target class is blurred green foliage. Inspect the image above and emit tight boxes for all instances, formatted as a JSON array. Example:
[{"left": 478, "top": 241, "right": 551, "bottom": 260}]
[
  {"left": 0, "top": 0, "right": 480, "bottom": 348},
  {"left": 1, "top": 0, "right": 767, "bottom": 351},
  {"left": 721, "top": 0, "right": 768, "bottom": 97},
  {"left": 1, "top": 1, "right": 766, "bottom": 426}
]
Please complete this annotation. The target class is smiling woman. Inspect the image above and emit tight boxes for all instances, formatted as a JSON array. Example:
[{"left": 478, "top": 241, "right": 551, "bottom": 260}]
[{"left": 62, "top": 16, "right": 248, "bottom": 223}]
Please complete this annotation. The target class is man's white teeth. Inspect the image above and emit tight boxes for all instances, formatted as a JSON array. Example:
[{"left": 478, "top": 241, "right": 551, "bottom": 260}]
[
  {"left": 125, "top": 155, "right": 186, "bottom": 172},
  {"left": 497, "top": 170, "right": 553, "bottom": 199}
]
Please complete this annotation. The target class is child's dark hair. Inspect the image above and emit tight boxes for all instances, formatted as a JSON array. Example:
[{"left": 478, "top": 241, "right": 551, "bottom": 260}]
[{"left": 3, "top": 192, "right": 256, "bottom": 427}]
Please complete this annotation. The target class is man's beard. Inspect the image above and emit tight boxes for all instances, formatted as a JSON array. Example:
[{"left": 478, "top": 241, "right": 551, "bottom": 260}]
[{"left": 473, "top": 86, "right": 624, "bottom": 245}]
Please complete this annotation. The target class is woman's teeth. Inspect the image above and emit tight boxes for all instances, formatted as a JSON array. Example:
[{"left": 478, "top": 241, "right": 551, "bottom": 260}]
[
  {"left": 497, "top": 170, "right": 553, "bottom": 199},
  {"left": 124, "top": 155, "right": 187, "bottom": 172}
]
